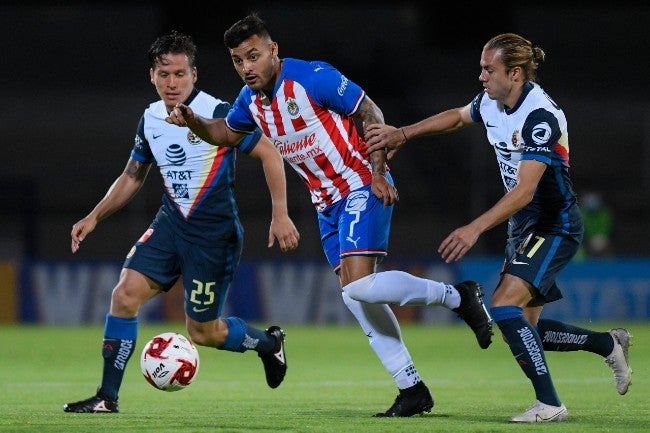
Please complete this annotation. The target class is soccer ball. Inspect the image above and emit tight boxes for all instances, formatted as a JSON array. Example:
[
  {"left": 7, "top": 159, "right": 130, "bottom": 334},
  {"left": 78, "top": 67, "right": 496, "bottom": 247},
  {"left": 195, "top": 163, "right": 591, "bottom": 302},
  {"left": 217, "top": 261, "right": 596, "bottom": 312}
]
[{"left": 140, "top": 332, "right": 200, "bottom": 391}]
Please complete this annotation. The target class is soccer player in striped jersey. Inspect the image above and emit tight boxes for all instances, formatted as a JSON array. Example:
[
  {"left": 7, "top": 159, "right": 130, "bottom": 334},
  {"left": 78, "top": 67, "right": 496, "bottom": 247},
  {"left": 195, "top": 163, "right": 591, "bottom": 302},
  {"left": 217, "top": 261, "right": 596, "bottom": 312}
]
[
  {"left": 166, "top": 14, "right": 494, "bottom": 417},
  {"left": 365, "top": 33, "right": 632, "bottom": 422},
  {"left": 63, "top": 31, "right": 299, "bottom": 413}
]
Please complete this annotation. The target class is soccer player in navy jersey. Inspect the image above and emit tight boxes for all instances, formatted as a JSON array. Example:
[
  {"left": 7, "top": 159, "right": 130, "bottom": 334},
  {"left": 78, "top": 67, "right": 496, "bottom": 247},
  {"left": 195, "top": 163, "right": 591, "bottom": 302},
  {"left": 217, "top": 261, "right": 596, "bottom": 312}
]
[
  {"left": 166, "top": 14, "right": 494, "bottom": 417},
  {"left": 365, "top": 33, "right": 632, "bottom": 422},
  {"left": 63, "top": 31, "right": 300, "bottom": 413}
]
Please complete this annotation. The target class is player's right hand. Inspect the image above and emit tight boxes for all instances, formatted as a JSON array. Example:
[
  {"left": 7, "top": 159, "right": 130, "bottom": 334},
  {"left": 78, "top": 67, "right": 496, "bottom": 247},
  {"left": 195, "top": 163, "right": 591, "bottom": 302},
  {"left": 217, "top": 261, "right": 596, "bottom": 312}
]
[
  {"left": 268, "top": 214, "right": 300, "bottom": 252},
  {"left": 165, "top": 103, "right": 194, "bottom": 127},
  {"left": 70, "top": 217, "right": 97, "bottom": 253}
]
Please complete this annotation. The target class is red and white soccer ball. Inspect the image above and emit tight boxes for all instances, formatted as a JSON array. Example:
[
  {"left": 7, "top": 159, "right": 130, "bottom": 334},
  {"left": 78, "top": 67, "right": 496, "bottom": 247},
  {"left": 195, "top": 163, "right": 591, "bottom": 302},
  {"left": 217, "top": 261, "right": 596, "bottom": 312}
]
[{"left": 140, "top": 332, "right": 200, "bottom": 392}]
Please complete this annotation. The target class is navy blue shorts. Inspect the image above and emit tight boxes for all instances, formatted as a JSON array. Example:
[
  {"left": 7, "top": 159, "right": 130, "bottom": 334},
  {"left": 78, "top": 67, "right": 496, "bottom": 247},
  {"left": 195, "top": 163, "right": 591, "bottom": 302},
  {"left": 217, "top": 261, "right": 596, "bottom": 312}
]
[
  {"left": 318, "top": 183, "right": 392, "bottom": 273},
  {"left": 502, "top": 230, "right": 581, "bottom": 303},
  {"left": 123, "top": 212, "right": 243, "bottom": 322}
]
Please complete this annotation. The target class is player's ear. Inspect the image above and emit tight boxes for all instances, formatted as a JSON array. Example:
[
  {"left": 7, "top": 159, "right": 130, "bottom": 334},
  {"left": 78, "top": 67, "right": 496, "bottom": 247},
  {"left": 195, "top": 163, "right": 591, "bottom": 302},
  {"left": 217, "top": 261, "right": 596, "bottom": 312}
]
[
  {"left": 192, "top": 67, "right": 197, "bottom": 84},
  {"left": 150, "top": 68, "right": 155, "bottom": 84}
]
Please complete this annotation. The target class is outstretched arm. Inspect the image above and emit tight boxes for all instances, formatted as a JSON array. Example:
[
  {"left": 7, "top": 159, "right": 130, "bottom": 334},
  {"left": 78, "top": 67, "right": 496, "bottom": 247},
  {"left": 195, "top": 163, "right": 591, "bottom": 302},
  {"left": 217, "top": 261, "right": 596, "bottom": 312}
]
[
  {"left": 71, "top": 157, "right": 151, "bottom": 253},
  {"left": 355, "top": 95, "right": 398, "bottom": 207},
  {"left": 166, "top": 103, "right": 243, "bottom": 147},
  {"left": 365, "top": 103, "right": 474, "bottom": 159},
  {"left": 438, "top": 159, "right": 546, "bottom": 262},
  {"left": 249, "top": 135, "right": 300, "bottom": 252}
]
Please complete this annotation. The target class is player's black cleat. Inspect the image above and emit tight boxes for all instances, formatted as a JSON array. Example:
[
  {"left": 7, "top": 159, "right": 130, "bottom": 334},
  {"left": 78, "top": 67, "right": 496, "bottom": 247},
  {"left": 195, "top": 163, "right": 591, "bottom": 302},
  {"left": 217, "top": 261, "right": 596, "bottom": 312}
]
[
  {"left": 452, "top": 280, "right": 494, "bottom": 349},
  {"left": 258, "top": 325, "right": 287, "bottom": 389},
  {"left": 63, "top": 390, "right": 118, "bottom": 413},
  {"left": 373, "top": 382, "right": 434, "bottom": 417}
]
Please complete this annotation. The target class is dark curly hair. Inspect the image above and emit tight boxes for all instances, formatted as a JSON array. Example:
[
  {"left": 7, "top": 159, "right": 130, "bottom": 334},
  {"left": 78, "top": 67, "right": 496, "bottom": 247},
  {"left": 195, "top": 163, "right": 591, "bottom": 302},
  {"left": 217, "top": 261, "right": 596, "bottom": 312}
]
[
  {"left": 148, "top": 30, "right": 197, "bottom": 69},
  {"left": 223, "top": 13, "right": 272, "bottom": 49}
]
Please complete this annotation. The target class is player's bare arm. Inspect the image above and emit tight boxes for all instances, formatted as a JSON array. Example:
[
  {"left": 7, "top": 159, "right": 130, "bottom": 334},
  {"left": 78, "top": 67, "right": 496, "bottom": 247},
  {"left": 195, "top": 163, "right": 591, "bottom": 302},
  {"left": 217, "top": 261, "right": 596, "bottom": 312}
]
[
  {"left": 365, "top": 104, "right": 474, "bottom": 159},
  {"left": 438, "top": 159, "right": 546, "bottom": 263},
  {"left": 249, "top": 135, "right": 300, "bottom": 252},
  {"left": 71, "top": 158, "right": 151, "bottom": 253},
  {"left": 165, "top": 103, "right": 243, "bottom": 147},
  {"left": 355, "top": 96, "right": 397, "bottom": 206}
]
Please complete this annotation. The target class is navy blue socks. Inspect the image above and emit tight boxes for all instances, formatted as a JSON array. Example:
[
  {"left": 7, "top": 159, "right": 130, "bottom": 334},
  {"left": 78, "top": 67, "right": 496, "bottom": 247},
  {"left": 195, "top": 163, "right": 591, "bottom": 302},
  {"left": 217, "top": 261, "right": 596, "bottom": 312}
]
[
  {"left": 100, "top": 314, "right": 138, "bottom": 401},
  {"left": 536, "top": 319, "right": 614, "bottom": 356},
  {"left": 491, "top": 306, "right": 561, "bottom": 407}
]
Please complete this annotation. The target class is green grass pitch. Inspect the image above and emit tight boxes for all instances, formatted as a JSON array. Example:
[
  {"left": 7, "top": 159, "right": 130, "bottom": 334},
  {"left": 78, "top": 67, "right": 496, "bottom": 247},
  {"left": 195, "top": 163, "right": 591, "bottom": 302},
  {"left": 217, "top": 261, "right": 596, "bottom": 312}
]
[{"left": 1, "top": 322, "right": 647, "bottom": 432}]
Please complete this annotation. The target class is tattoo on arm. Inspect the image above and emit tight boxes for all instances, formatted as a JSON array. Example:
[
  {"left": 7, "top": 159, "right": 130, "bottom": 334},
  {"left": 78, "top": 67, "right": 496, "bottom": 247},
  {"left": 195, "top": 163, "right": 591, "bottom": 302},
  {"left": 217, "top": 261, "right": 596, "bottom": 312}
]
[
  {"left": 357, "top": 96, "right": 386, "bottom": 175},
  {"left": 124, "top": 158, "right": 148, "bottom": 181},
  {"left": 357, "top": 96, "right": 384, "bottom": 126}
]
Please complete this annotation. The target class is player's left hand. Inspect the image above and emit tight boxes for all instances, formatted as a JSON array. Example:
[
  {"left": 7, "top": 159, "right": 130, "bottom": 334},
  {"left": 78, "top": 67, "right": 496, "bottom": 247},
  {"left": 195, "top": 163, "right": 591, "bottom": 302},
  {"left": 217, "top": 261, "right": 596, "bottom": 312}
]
[
  {"left": 365, "top": 124, "right": 406, "bottom": 160},
  {"left": 268, "top": 214, "right": 300, "bottom": 252},
  {"left": 371, "top": 173, "right": 399, "bottom": 207},
  {"left": 438, "top": 224, "right": 480, "bottom": 263}
]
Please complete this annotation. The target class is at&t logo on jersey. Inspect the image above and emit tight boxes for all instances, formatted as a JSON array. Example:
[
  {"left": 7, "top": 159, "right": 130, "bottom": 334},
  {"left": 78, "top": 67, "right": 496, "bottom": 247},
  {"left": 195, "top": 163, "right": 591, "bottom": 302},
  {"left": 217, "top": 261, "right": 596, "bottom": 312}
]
[{"left": 166, "top": 144, "right": 187, "bottom": 165}]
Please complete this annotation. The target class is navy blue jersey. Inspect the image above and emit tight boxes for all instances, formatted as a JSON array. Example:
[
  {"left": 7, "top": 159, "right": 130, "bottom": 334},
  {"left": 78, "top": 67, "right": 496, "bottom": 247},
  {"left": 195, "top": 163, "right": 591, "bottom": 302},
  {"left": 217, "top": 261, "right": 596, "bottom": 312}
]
[
  {"left": 469, "top": 82, "right": 581, "bottom": 239},
  {"left": 131, "top": 88, "right": 262, "bottom": 246}
]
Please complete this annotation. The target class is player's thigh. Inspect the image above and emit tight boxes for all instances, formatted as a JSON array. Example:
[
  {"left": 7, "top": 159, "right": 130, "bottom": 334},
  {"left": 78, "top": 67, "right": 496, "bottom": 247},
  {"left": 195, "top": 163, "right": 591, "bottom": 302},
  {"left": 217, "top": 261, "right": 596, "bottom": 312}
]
[
  {"left": 339, "top": 186, "right": 392, "bottom": 257},
  {"left": 180, "top": 235, "right": 243, "bottom": 323},
  {"left": 318, "top": 185, "right": 392, "bottom": 274},
  {"left": 491, "top": 273, "right": 536, "bottom": 308},
  {"left": 124, "top": 221, "right": 181, "bottom": 290},
  {"left": 111, "top": 268, "right": 163, "bottom": 315},
  {"left": 503, "top": 231, "right": 579, "bottom": 303}
]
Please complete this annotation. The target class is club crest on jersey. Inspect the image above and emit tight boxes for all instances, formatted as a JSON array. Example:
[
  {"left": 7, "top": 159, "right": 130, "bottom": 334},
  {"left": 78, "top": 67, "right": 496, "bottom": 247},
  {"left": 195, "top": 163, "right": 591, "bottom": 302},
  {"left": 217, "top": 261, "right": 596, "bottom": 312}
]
[
  {"left": 173, "top": 183, "right": 189, "bottom": 199},
  {"left": 286, "top": 97, "right": 300, "bottom": 119},
  {"left": 511, "top": 130, "right": 521, "bottom": 148},
  {"left": 187, "top": 131, "right": 202, "bottom": 144}
]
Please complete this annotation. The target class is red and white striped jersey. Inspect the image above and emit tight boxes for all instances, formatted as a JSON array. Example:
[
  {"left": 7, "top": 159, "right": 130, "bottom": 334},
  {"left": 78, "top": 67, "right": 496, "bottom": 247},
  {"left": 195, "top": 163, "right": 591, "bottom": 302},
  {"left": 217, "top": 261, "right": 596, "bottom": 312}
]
[{"left": 226, "top": 58, "right": 378, "bottom": 211}]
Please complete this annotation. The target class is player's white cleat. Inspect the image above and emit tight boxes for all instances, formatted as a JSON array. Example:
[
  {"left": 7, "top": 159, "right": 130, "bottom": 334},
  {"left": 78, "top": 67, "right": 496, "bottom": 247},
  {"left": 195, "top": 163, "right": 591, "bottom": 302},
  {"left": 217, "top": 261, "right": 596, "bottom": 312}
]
[
  {"left": 509, "top": 400, "right": 568, "bottom": 423},
  {"left": 605, "top": 328, "right": 632, "bottom": 395}
]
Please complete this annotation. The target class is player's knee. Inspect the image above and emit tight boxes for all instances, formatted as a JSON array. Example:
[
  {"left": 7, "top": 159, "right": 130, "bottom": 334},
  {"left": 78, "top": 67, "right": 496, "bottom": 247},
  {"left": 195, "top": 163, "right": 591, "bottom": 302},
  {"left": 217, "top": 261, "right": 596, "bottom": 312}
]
[
  {"left": 342, "top": 274, "right": 375, "bottom": 302},
  {"left": 110, "top": 286, "right": 141, "bottom": 316}
]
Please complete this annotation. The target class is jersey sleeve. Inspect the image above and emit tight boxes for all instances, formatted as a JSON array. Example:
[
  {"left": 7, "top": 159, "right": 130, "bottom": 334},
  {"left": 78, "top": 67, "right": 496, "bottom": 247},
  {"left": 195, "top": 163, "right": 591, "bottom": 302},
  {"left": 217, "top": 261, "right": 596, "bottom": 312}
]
[
  {"left": 306, "top": 61, "right": 365, "bottom": 116},
  {"left": 521, "top": 108, "right": 562, "bottom": 164},
  {"left": 130, "top": 115, "right": 153, "bottom": 163},
  {"left": 237, "top": 128, "right": 263, "bottom": 155},
  {"left": 225, "top": 87, "right": 258, "bottom": 134},
  {"left": 214, "top": 92, "right": 262, "bottom": 154},
  {"left": 212, "top": 100, "right": 231, "bottom": 118},
  {"left": 469, "top": 91, "right": 486, "bottom": 123}
]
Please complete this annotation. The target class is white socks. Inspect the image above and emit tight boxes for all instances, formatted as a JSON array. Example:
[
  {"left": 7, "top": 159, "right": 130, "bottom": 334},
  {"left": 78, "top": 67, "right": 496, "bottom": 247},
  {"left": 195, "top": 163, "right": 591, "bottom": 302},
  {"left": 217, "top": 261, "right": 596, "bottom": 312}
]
[
  {"left": 341, "top": 291, "right": 413, "bottom": 379},
  {"left": 343, "top": 271, "right": 460, "bottom": 309},
  {"left": 340, "top": 270, "right": 462, "bottom": 390}
]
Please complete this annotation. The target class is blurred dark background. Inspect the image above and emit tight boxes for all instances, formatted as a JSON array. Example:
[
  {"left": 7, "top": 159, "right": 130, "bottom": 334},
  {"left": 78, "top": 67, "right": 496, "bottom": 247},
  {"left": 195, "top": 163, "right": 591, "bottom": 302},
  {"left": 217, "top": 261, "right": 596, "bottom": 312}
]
[{"left": 2, "top": 1, "right": 649, "bottom": 262}]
